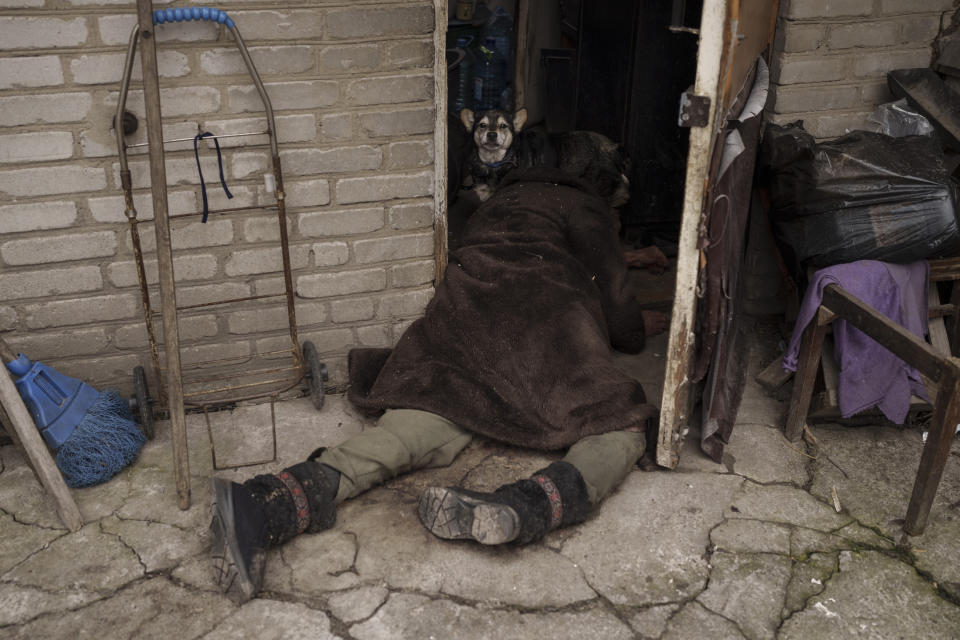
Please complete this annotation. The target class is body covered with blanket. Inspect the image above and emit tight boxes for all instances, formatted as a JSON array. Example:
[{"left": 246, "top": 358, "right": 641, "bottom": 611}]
[
  {"left": 348, "top": 167, "right": 658, "bottom": 450},
  {"left": 207, "top": 168, "right": 665, "bottom": 601}
]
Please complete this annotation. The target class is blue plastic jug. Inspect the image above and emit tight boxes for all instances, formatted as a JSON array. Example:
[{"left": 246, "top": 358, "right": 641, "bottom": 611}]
[{"left": 452, "top": 36, "right": 476, "bottom": 114}]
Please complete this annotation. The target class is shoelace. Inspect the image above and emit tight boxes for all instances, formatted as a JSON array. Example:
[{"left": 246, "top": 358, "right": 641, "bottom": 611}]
[{"left": 193, "top": 131, "right": 233, "bottom": 223}]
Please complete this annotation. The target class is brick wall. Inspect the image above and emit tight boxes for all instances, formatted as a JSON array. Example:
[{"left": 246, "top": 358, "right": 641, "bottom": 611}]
[
  {"left": 769, "top": 0, "right": 958, "bottom": 138},
  {"left": 0, "top": 1, "right": 440, "bottom": 395}
]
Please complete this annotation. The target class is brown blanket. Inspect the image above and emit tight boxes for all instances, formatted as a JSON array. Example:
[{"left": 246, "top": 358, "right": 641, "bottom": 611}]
[{"left": 347, "top": 168, "right": 658, "bottom": 450}]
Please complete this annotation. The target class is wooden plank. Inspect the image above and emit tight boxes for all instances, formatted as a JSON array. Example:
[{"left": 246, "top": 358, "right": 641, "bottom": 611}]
[
  {"left": 657, "top": 0, "right": 729, "bottom": 468},
  {"left": 925, "top": 282, "right": 951, "bottom": 402},
  {"left": 949, "top": 279, "right": 960, "bottom": 357},
  {"left": 928, "top": 303, "right": 954, "bottom": 319},
  {"left": 929, "top": 257, "right": 960, "bottom": 282},
  {"left": 0, "top": 339, "right": 27, "bottom": 456},
  {"left": 719, "top": 0, "right": 779, "bottom": 115},
  {"left": 784, "top": 307, "right": 831, "bottom": 441},
  {"left": 928, "top": 283, "right": 952, "bottom": 356},
  {"left": 513, "top": 0, "right": 561, "bottom": 128},
  {"left": 513, "top": 0, "right": 530, "bottom": 121},
  {"left": 0, "top": 360, "right": 83, "bottom": 532},
  {"left": 935, "top": 31, "right": 960, "bottom": 76},
  {"left": 807, "top": 396, "right": 931, "bottom": 422},
  {"left": 821, "top": 285, "right": 945, "bottom": 383},
  {"left": 136, "top": 0, "right": 191, "bottom": 509},
  {"left": 756, "top": 355, "right": 793, "bottom": 391},
  {"left": 434, "top": 0, "right": 449, "bottom": 282},
  {"left": 904, "top": 359, "right": 960, "bottom": 535},
  {"left": 0, "top": 404, "right": 12, "bottom": 441},
  {"left": 819, "top": 335, "right": 839, "bottom": 409},
  {"left": 888, "top": 68, "right": 960, "bottom": 150}
]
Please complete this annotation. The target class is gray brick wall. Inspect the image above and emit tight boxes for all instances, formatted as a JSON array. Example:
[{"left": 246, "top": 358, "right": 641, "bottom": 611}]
[
  {"left": 0, "top": 1, "right": 440, "bottom": 394},
  {"left": 769, "top": 0, "right": 957, "bottom": 138}
]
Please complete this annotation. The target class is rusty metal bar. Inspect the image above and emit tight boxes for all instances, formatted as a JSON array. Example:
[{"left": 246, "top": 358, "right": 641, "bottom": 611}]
[
  {"left": 115, "top": 25, "right": 166, "bottom": 405},
  {"left": 126, "top": 130, "right": 268, "bottom": 148},
  {"left": 185, "top": 375, "right": 303, "bottom": 403},
  {"left": 227, "top": 25, "right": 301, "bottom": 370}
]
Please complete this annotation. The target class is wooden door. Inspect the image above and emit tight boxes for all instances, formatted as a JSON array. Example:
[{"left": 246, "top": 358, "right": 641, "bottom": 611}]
[{"left": 657, "top": 0, "right": 779, "bottom": 467}]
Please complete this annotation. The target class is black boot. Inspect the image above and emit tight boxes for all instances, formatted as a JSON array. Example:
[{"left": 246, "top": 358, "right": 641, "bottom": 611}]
[
  {"left": 209, "top": 461, "right": 339, "bottom": 601},
  {"left": 417, "top": 461, "right": 591, "bottom": 545}
]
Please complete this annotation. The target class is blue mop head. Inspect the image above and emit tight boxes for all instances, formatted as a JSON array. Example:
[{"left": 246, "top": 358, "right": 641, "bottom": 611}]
[
  {"left": 6, "top": 354, "right": 146, "bottom": 488},
  {"left": 55, "top": 388, "right": 146, "bottom": 488}
]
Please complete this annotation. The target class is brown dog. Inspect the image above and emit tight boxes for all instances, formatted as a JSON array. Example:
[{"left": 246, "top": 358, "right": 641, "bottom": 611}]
[
  {"left": 459, "top": 107, "right": 632, "bottom": 210},
  {"left": 459, "top": 107, "right": 528, "bottom": 202}
]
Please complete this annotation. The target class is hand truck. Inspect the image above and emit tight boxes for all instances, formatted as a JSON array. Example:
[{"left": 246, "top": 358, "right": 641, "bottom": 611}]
[{"left": 115, "top": 3, "right": 328, "bottom": 508}]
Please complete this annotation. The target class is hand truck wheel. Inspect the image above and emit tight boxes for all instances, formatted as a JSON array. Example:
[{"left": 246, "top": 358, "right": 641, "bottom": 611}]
[
  {"left": 302, "top": 341, "right": 328, "bottom": 410},
  {"left": 130, "top": 365, "right": 155, "bottom": 439}
]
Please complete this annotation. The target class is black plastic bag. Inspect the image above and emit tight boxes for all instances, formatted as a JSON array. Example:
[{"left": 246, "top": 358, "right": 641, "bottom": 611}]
[{"left": 760, "top": 122, "right": 960, "bottom": 277}]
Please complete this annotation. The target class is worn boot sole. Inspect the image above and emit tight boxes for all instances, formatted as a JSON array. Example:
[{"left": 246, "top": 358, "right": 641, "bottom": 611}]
[
  {"left": 209, "top": 478, "right": 264, "bottom": 603},
  {"left": 418, "top": 486, "right": 520, "bottom": 545}
]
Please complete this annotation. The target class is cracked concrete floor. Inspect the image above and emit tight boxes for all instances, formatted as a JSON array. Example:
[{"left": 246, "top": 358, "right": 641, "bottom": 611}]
[{"left": 2, "top": 321, "right": 960, "bottom": 639}]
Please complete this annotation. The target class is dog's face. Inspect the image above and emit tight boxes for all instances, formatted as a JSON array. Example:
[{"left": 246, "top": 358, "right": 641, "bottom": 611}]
[{"left": 460, "top": 108, "right": 527, "bottom": 165}]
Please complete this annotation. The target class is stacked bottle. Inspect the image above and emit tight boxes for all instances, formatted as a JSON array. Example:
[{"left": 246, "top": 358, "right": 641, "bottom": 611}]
[
  {"left": 483, "top": 5, "right": 514, "bottom": 107},
  {"left": 473, "top": 36, "right": 506, "bottom": 111},
  {"left": 452, "top": 36, "right": 475, "bottom": 114}
]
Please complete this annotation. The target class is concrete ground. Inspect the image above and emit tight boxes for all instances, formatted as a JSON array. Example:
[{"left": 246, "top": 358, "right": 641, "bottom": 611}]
[{"left": 2, "top": 322, "right": 960, "bottom": 639}]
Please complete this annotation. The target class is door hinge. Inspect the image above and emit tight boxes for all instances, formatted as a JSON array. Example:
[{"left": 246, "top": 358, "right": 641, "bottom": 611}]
[{"left": 678, "top": 90, "right": 710, "bottom": 128}]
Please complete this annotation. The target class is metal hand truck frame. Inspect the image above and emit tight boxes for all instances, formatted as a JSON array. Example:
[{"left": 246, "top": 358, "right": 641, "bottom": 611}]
[{"left": 115, "top": 3, "right": 327, "bottom": 508}]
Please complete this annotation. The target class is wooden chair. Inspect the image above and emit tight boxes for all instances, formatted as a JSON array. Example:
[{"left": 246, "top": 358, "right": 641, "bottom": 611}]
[{"left": 784, "top": 258, "right": 960, "bottom": 536}]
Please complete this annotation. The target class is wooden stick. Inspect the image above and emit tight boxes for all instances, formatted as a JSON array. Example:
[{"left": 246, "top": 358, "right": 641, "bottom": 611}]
[
  {"left": 904, "top": 359, "right": 960, "bottom": 536},
  {"left": 948, "top": 280, "right": 960, "bottom": 357},
  {"left": 0, "top": 359, "right": 83, "bottom": 532},
  {"left": 0, "top": 335, "right": 17, "bottom": 363},
  {"left": 432, "top": 0, "right": 449, "bottom": 283},
  {"left": 136, "top": 0, "right": 191, "bottom": 509},
  {"left": 784, "top": 308, "right": 831, "bottom": 441}
]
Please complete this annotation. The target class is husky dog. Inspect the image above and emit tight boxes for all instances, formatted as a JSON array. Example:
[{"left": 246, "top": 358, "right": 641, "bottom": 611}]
[
  {"left": 459, "top": 107, "right": 528, "bottom": 202},
  {"left": 459, "top": 107, "right": 631, "bottom": 209}
]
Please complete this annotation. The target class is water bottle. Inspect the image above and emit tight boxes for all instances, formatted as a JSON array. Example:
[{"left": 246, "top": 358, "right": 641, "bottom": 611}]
[
  {"left": 482, "top": 6, "right": 513, "bottom": 79},
  {"left": 473, "top": 36, "right": 505, "bottom": 111},
  {"left": 452, "top": 36, "right": 475, "bottom": 114}
]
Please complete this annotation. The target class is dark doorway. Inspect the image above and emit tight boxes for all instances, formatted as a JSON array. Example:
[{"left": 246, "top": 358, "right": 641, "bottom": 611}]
[
  {"left": 443, "top": 1, "right": 702, "bottom": 255},
  {"left": 570, "top": 0, "right": 702, "bottom": 248}
]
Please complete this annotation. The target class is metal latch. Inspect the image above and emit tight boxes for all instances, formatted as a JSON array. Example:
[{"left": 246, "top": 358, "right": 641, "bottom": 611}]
[{"left": 677, "top": 90, "right": 710, "bottom": 127}]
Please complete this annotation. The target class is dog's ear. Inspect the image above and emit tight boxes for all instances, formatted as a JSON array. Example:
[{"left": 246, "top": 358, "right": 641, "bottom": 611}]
[
  {"left": 460, "top": 109, "right": 475, "bottom": 132},
  {"left": 513, "top": 108, "right": 527, "bottom": 132}
]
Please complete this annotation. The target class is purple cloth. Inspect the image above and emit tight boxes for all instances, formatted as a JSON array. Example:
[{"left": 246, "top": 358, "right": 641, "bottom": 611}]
[{"left": 783, "top": 260, "right": 930, "bottom": 424}]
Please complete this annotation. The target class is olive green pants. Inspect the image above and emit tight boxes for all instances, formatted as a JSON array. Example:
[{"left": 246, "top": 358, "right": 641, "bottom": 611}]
[{"left": 317, "top": 409, "right": 646, "bottom": 506}]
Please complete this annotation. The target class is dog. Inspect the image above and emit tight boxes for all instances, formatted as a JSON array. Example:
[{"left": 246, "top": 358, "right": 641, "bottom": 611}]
[
  {"left": 459, "top": 107, "right": 631, "bottom": 208},
  {"left": 453, "top": 107, "right": 668, "bottom": 274},
  {"left": 459, "top": 107, "right": 527, "bottom": 202}
]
